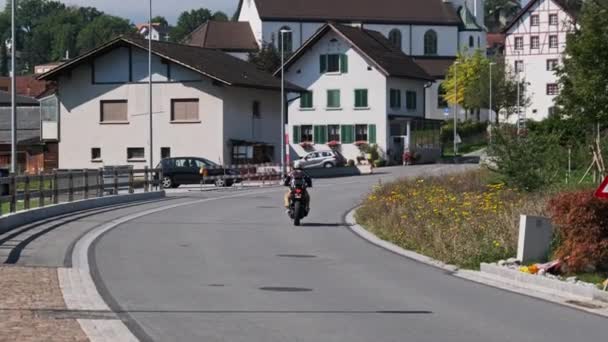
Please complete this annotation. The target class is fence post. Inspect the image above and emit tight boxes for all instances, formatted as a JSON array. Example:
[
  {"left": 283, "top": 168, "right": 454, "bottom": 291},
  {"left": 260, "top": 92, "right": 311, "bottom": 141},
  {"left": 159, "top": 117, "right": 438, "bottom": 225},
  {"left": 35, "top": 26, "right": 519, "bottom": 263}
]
[
  {"left": 113, "top": 169, "right": 119, "bottom": 195},
  {"left": 129, "top": 169, "right": 134, "bottom": 194},
  {"left": 99, "top": 168, "right": 104, "bottom": 197},
  {"left": 24, "top": 175, "right": 30, "bottom": 210},
  {"left": 68, "top": 172, "right": 74, "bottom": 202},
  {"left": 9, "top": 173, "right": 16, "bottom": 213},
  {"left": 53, "top": 172, "right": 59, "bottom": 204},
  {"left": 84, "top": 170, "right": 89, "bottom": 200},
  {"left": 39, "top": 174, "right": 45, "bottom": 208},
  {"left": 144, "top": 166, "right": 149, "bottom": 193}
]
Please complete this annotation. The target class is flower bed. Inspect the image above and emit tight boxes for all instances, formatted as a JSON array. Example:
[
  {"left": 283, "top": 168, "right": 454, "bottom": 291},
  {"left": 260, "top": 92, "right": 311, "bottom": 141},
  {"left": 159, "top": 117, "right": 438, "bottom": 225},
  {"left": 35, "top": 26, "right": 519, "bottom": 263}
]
[{"left": 355, "top": 170, "right": 549, "bottom": 269}]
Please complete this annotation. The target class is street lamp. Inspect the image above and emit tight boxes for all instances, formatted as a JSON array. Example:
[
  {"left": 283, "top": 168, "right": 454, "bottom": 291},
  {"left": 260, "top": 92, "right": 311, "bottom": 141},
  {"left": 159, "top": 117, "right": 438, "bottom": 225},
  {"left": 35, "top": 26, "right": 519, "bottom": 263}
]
[
  {"left": 10, "top": 0, "right": 16, "bottom": 173},
  {"left": 489, "top": 61, "right": 496, "bottom": 144},
  {"left": 453, "top": 61, "right": 460, "bottom": 157},
  {"left": 516, "top": 51, "right": 522, "bottom": 135},
  {"left": 279, "top": 28, "right": 292, "bottom": 178},
  {"left": 148, "top": 0, "right": 154, "bottom": 168}
]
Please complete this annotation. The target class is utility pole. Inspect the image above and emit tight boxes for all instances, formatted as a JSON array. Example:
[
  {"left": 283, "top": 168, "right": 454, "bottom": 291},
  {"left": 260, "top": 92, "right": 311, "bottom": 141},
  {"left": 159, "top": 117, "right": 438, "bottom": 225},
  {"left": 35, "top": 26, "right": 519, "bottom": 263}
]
[
  {"left": 280, "top": 29, "right": 291, "bottom": 178},
  {"left": 516, "top": 52, "right": 521, "bottom": 135},
  {"left": 148, "top": 0, "right": 154, "bottom": 168},
  {"left": 453, "top": 61, "right": 460, "bottom": 157},
  {"left": 10, "top": 0, "right": 16, "bottom": 173},
  {"left": 489, "top": 61, "right": 496, "bottom": 144}
]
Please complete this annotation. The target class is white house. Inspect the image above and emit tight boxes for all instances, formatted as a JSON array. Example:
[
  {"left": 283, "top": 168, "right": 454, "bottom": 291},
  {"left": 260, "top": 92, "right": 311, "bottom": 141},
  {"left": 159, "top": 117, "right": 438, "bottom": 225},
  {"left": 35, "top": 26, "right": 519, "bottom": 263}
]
[
  {"left": 38, "top": 36, "right": 302, "bottom": 169},
  {"left": 236, "top": 0, "right": 487, "bottom": 121},
  {"left": 280, "top": 23, "right": 442, "bottom": 164},
  {"left": 137, "top": 23, "right": 170, "bottom": 42},
  {"left": 503, "top": 0, "right": 577, "bottom": 122}
]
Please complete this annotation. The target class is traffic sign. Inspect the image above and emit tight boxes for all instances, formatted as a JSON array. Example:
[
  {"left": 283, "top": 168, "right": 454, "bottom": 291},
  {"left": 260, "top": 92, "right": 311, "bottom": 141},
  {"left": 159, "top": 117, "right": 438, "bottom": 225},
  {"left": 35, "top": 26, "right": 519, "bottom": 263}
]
[
  {"left": 444, "top": 108, "right": 450, "bottom": 117},
  {"left": 595, "top": 177, "right": 608, "bottom": 199}
]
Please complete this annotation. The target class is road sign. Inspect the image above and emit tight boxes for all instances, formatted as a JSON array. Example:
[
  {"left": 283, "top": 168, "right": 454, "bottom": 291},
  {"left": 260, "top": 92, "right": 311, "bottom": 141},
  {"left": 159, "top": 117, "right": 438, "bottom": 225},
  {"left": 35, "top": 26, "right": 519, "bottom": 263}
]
[
  {"left": 595, "top": 177, "right": 608, "bottom": 199},
  {"left": 444, "top": 108, "right": 450, "bottom": 117}
]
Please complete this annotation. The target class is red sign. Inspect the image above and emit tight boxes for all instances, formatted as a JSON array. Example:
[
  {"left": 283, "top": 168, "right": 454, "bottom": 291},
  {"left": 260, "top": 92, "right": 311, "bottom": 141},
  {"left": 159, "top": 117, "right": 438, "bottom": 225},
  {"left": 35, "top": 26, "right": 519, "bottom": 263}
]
[{"left": 595, "top": 177, "right": 608, "bottom": 199}]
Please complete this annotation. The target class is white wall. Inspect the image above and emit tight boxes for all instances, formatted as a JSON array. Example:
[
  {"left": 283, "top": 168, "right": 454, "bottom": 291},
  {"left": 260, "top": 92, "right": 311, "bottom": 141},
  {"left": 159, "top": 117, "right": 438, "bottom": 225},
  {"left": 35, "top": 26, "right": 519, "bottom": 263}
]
[
  {"left": 362, "top": 24, "right": 412, "bottom": 54},
  {"left": 284, "top": 31, "right": 390, "bottom": 160},
  {"left": 386, "top": 78, "right": 426, "bottom": 117},
  {"left": 504, "top": 0, "right": 574, "bottom": 121},
  {"left": 411, "top": 25, "right": 460, "bottom": 56},
  {"left": 238, "top": 0, "right": 263, "bottom": 44}
]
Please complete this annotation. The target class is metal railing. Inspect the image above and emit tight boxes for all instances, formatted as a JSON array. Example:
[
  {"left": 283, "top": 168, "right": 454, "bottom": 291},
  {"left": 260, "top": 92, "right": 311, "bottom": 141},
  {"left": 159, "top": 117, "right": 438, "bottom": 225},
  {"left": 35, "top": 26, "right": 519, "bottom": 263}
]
[
  {"left": 0, "top": 167, "right": 162, "bottom": 217},
  {"left": 197, "top": 163, "right": 283, "bottom": 186}
]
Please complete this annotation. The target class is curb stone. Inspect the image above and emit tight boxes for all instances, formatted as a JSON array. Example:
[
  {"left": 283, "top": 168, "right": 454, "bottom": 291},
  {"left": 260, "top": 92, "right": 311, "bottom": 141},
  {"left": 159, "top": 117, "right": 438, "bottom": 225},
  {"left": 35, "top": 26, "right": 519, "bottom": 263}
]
[{"left": 346, "top": 207, "right": 608, "bottom": 318}]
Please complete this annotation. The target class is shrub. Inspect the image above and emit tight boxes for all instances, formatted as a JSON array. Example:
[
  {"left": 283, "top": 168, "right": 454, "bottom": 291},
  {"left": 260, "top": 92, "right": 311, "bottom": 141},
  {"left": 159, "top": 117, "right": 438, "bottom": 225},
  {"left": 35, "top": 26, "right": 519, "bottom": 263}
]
[
  {"left": 347, "top": 159, "right": 356, "bottom": 167},
  {"left": 487, "top": 128, "right": 563, "bottom": 192},
  {"left": 548, "top": 191, "right": 608, "bottom": 272}
]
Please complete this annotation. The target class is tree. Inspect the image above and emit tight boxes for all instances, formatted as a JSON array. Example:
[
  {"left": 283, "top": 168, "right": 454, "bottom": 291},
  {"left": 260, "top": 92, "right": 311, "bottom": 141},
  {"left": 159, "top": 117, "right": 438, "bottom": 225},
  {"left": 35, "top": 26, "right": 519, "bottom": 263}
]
[
  {"left": 170, "top": 8, "right": 228, "bottom": 43},
  {"left": 151, "top": 16, "right": 169, "bottom": 27},
  {"left": 443, "top": 51, "right": 528, "bottom": 123},
  {"left": 485, "top": 0, "right": 521, "bottom": 32},
  {"left": 76, "top": 15, "right": 133, "bottom": 53},
  {"left": 556, "top": 1, "right": 608, "bottom": 129},
  {"left": 248, "top": 43, "right": 280, "bottom": 73}
]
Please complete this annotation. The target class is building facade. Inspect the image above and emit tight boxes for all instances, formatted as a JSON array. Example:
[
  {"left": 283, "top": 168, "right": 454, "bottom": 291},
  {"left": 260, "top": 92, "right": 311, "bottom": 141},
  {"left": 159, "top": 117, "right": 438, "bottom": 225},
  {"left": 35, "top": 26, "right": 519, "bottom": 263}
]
[
  {"left": 503, "top": 0, "right": 576, "bottom": 122},
  {"left": 39, "top": 37, "right": 301, "bottom": 169},
  {"left": 281, "top": 24, "right": 441, "bottom": 164},
  {"left": 237, "top": 0, "right": 487, "bottom": 121}
]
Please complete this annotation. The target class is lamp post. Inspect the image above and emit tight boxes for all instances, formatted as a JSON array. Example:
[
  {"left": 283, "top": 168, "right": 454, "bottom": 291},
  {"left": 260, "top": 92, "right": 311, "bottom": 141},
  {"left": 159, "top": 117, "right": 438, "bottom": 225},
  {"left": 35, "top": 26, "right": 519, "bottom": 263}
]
[
  {"left": 489, "top": 61, "right": 496, "bottom": 144},
  {"left": 10, "top": 0, "right": 16, "bottom": 173},
  {"left": 453, "top": 61, "right": 460, "bottom": 157},
  {"left": 148, "top": 0, "right": 154, "bottom": 168},
  {"left": 279, "top": 28, "right": 291, "bottom": 178},
  {"left": 516, "top": 51, "right": 522, "bottom": 135}
]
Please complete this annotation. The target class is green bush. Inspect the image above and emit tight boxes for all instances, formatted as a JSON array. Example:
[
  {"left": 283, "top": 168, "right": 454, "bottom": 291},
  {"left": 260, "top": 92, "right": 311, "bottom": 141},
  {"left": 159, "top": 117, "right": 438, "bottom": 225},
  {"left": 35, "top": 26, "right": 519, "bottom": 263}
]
[
  {"left": 441, "top": 120, "right": 488, "bottom": 144},
  {"left": 487, "top": 128, "right": 564, "bottom": 192}
]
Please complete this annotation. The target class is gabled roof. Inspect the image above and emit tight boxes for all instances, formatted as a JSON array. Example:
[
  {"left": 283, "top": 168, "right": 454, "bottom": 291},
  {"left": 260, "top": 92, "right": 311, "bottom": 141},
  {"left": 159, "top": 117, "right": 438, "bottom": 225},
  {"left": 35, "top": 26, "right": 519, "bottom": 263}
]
[
  {"left": 237, "top": 0, "right": 461, "bottom": 25},
  {"left": 277, "top": 23, "right": 433, "bottom": 81},
  {"left": 502, "top": 0, "right": 579, "bottom": 33},
  {"left": 459, "top": 5, "right": 484, "bottom": 31},
  {"left": 183, "top": 21, "right": 259, "bottom": 52},
  {"left": 411, "top": 57, "right": 456, "bottom": 79},
  {"left": 38, "top": 36, "right": 303, "bottom": 92}
]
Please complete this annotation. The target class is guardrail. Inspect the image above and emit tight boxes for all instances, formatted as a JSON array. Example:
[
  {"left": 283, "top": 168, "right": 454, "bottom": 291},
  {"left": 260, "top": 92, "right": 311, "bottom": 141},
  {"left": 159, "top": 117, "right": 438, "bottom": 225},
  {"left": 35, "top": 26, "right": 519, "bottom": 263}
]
[
  {"left": 0, "top": 167, "right": 162, "bottom": 217},
  {"left": 196, "top": 163, "right": 283, "bottom": 186}
]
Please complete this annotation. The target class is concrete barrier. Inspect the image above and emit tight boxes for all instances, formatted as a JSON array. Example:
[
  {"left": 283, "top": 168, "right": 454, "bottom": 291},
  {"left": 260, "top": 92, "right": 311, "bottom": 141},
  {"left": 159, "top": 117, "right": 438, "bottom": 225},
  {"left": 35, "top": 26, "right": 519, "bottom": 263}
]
[
  {"left": 0, "top": 191, "right": 165, "bottom": 234},
  {"left": 305, "top": 165, "right": 373, "bottom": 179}
]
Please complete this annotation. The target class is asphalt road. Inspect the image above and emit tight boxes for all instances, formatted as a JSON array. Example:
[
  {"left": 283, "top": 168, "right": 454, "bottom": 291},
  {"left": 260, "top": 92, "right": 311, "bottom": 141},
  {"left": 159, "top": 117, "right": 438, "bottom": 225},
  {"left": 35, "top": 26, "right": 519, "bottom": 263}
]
[{"left": 92, "top": 165, "right": 607, "bottom": 342}]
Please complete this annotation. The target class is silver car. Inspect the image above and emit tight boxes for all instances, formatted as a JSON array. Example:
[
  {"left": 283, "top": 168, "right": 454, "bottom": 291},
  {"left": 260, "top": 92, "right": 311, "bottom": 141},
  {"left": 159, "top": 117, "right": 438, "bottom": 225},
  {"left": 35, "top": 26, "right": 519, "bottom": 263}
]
[{"left": 295, "top": 150, "right": 345, "bottom": 169}]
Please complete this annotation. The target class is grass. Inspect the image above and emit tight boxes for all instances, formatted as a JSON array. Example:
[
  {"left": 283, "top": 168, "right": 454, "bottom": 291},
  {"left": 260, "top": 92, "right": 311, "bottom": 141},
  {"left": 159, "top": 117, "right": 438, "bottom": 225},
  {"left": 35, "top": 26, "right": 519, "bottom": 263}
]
[
  {"left": 442, "top": 142, "right": 488, "bottom": 157},
  {"left": 356, "top": 169, "right": 550, "bottom": 269},
  {"left": 575, "top": 272, "right": 608, "bottom": 288},
  {"left": 1, "top": 198, "right": 41, "bottom": 215}
]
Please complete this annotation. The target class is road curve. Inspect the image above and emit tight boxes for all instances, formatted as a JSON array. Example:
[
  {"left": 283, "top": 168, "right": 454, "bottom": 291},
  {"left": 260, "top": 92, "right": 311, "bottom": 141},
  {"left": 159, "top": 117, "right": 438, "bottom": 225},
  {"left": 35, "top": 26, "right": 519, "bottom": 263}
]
[{"left": 92, "top": 165, "right": 607, "bottom": 342}]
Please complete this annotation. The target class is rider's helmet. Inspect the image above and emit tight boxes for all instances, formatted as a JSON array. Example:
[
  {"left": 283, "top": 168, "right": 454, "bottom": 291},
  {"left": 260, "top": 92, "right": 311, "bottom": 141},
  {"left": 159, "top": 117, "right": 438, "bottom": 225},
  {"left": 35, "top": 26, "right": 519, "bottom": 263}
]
[{"left": 293, "top": 161, "right": 303, "bottom": 170}]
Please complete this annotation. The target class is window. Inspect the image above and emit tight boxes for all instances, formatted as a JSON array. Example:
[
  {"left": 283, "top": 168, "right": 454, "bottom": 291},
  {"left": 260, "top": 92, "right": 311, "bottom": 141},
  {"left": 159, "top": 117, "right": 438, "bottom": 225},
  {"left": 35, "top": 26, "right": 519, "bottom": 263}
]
[
  {"left": 546, "top": 59, "right": 558, "bottom": 71},
  {"left": 171, "top": 99, "right": 199, "bottom": 122},
  {"left": 91, "top": 148, "right": 101, "bottom": 161},
  {"left": 313, "top": 126, "right": 327, "bottom": 144},
  {"left": 548, "top": 106, "right": 559, "bottom": 118},
  {"left": 406, "top": 91, "right": 417, "bottom": 111},
  {"left": 354, "top": 89, "right": 368, "bottom": 108},
  {"left": 327, "top": 89, "right": 341, "bottom": 108},
  {"left": 390, "top": 89, "right": 401, "bottom": 108},
  {"left": 469, "top": 36, "right": 474, "bottom": 48},
  {"left": 301, "top": 125, "right": 313, "bottom": 142},
  {"left": 278, "top": 26, "right": 292, "bottom": 54},
  {"left": 531, "top": 36, "right": 540, "bottom": 49},
  {"left": 437, "top": 83, "right": 448, "bottom": 108},
  {"left": 546, "top": 83, "right": 559, "bottom": 95},
  {"left": 341, "top": 125, "right": 354, "bottom": 144},
  {"left": 320, "top": 54, "right": 348, "bottom": 73},
  {"left": 100, "top": 100, "right": 127, "bottom": 123},
  {"left": 328, "top": 125, "right": 340, "bottom": 142},
  {"left": 549, "top": 14, "right": 558, "bottom": 26},
  {"left": 514, "top": 37, "right": 524, "bottom": 50},
  {"left": 127, "top": 147, "right": 145, "bottom": 161},
  {"left": 515, "top": 60, "right": 524, "bottom": 73},
  {"left": 424, "top": 30, "right": 438, "bottom": 55},
  {"left": 161, "top": 147, "right": 171, "bottom": 159},
  {"left": 530, "top": 15, "right": 540, "bottom": 26},
  {"left": 300, "top": 91, "right": 313, "bottom": 109},
  {"left": 389, "top": 29, "right": 402, "bottom": 49},
  {"left": 549, "top": 35, "right": 558, "bottom": 48},
  {"left": 355, "top": 125, "right": 368, "bottom": 142},
  {"left": 252, "top": 101, "right": 261, "bottom": 118}
]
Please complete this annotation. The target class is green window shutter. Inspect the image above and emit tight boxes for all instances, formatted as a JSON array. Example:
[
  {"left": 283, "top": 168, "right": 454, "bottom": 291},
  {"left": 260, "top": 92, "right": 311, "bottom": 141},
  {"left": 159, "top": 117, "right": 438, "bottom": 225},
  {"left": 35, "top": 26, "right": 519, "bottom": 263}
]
[
  {"left": 313, "top": 126, "right": 321, "bottom": 144},
  {"left": 406, "top": 91, "right": 417, "bottom": 110},
  {"left": 328, "top": 90, "right": 340, "bottom": 108},
  {"left": 293, "top": 125, "right": 301, "bottom": 143},
  {"left": 355, "top": 90, "right": 361, "bottom": 108},
  {"left": 340, "top": 54, "right": 348, "bottom": 73},
  {"left": 320, "top": 54, "right": 327, "bottom": 73},
  {"left": 320, "top": 126, "right": 328, "bottom": 144},
  {"left": 355, "top": 89, "right": 368, "bottom": 108},
  {"left": 341, "top": 125, "right": 354, "bottom": 144},
  {"left": 301, "top": 91, "right": 313, "bottom": 108},
  {"left": 368, "top": 124, "right": 377, "bottom": 144}
]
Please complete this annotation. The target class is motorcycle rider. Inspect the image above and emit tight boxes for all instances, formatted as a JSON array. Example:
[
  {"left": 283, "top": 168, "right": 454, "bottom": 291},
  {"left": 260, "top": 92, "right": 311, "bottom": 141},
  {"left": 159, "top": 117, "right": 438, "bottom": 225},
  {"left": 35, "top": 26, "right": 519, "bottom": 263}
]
[{"left": 283, "top": 163, "right": 312, "bottom": 212}]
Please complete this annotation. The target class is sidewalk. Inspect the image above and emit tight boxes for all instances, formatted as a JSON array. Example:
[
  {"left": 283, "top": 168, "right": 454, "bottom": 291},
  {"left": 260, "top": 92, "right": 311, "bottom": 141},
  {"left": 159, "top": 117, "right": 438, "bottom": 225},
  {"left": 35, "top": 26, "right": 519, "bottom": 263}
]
[{"left": 0, "top": 266, "right": 88, "bottom": 342}]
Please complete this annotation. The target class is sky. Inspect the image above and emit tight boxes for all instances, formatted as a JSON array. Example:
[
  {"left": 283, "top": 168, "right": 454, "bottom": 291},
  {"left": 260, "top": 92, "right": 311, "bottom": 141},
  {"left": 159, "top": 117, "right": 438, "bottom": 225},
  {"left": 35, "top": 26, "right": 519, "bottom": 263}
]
[{"left": 0, "top": 0, "right": 239, "bottom": 24}]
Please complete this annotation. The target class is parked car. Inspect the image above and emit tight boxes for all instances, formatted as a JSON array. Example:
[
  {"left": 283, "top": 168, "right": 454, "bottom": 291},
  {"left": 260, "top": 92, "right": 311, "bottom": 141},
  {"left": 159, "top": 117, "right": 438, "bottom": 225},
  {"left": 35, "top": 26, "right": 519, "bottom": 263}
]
[
  {"left": 156, "top": 157, "right": 241, "bottom": 188},
  {"left": 295, "top": 150, "right": 346, "bottom": 169}
]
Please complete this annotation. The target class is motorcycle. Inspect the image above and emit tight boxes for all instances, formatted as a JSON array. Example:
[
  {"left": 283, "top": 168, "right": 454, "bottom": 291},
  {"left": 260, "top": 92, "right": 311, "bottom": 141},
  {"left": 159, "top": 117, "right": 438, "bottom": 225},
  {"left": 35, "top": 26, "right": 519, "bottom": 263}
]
[{"left": 287, "top": 178, "right": 309, "bottom": 226}]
